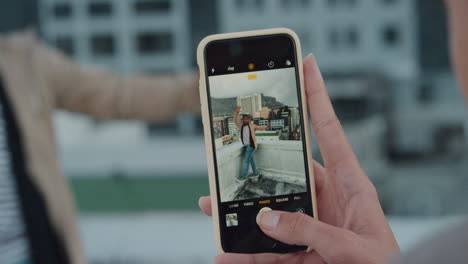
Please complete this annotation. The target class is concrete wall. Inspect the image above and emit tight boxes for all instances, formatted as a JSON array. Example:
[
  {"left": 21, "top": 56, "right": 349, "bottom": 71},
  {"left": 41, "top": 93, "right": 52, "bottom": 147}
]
[
  {"left": 216, "top": 142, "right": 245, "bottom": 202},
  {"left": 216, "top": 140, "right": 307, "bottom": 202},
  {"left": 254, "top": 141, "right": 307, "bottom": 185}
]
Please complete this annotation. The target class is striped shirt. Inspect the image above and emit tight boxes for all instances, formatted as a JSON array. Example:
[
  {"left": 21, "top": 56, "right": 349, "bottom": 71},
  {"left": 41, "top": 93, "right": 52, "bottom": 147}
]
[{"left": 0, "top": 101, "right": 31, "bottom": 264}]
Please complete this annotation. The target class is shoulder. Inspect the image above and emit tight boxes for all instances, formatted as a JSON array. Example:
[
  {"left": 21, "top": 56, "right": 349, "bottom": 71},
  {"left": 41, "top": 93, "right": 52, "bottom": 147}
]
[
  {"left": 0, "top": 28, "right": 38, "bottom": 57},
  {"left": 0, "top": 28, "right": 38, "bottom": 48}
]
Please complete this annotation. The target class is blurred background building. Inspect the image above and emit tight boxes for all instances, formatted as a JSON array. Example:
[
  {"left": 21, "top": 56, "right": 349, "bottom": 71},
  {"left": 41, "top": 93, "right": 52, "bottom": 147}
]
[
  {"left": 40, "top": 0, "right": 191, "bottom": 73},
  {"left": 237, "top": 93, "right": 262, "bottom": 115},
  {"left": 2, "top": 0, "right": 468, "bottom": 263}
]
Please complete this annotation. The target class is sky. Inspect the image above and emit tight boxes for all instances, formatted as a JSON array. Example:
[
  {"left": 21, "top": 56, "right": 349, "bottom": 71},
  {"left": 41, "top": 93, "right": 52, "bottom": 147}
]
[{"left": 208, "top": 68, "right": 299, "bottom": 107}]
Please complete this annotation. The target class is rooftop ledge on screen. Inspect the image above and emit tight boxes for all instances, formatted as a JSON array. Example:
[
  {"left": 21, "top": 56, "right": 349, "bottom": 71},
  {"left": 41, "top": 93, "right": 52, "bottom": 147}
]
[{"left": 216, "top": 140, "right": 307, "bottom": 202}]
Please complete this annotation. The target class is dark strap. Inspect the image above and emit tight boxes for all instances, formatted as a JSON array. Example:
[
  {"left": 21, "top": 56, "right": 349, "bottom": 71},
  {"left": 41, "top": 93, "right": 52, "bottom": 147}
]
[
  {"left": 241, "top": 124, "right": 254, "bottom": 147},
  {"left": 249, "top": 125, "right": 254, "bottom": 148},
  {"left": 0, "top": 76, "right": 70, "bottom": 264},
  {"left": 240, "top": 124, "right": 246, "bottom": 145}
]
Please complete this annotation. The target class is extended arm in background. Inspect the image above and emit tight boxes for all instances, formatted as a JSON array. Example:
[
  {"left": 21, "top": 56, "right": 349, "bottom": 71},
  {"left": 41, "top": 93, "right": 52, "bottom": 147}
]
[
  {"left": 446, "top": 0, "right": 468, "bottom": 101},
  {"left": 233, "top": 107, "right": 241, "bottom": 127},
  {"left": 36, "top": 40, "right": 200, "bottom": 122},
  {"left": 254, "top": 124, "right": 268, "bottom": 131}
]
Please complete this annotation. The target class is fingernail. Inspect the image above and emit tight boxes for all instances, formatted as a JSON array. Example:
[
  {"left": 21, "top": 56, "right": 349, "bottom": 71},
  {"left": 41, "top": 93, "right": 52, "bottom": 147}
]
[
  {"left": 306, "top": 53, "right": 313, "bottom": 58},
  {"left": 198, "top": 197, "right": 203, "bottom": 208},
  {"left": 256, "top": 211, "right": 280, "bottom": 231}
]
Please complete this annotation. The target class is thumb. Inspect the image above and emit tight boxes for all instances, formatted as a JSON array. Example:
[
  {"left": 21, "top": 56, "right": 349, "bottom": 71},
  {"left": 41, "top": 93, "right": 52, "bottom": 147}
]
[{"left": 257, "top": 211, "right": 354, "bottom": 259}]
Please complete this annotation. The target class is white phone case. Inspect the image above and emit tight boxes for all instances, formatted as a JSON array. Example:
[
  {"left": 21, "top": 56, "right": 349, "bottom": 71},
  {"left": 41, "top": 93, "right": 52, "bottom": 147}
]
[{"left": 196, "top": 28, "right": 318, "bottom": 253}]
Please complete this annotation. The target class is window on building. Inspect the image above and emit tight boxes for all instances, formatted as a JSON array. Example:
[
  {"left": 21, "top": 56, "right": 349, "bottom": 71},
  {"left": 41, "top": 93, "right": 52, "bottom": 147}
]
[
  {"left": 327, "top": 0, "right": 357, "bottom": 8},
  {"left": 137, "top": 32, "right": 172, "bottom": 54},
  {"left": 417, "top": 0, "right": 450, "bottom": 70},
  {"left": 236, "top": 0, "right": 246, "bottom": 9},
  {"left": 328, "top": 29, "right": 340, "bottom": 49},
  {"left": 301, "top": 0, "right": 311, "bottom": 7},
  {"left": 418, "top": 83, "right": 435, "bottom": 103},
  {"left": 254, "top": 0, "right": 265, "bottom": 9},
  {"left": 88, "top": 2, "right": 113, "bottom": 16},
  {"left": 281, "top": 0, "right": 292, "bottom": 9},
  {"left": 382, "top": 25, "right": 400, "bottom": 47},
  {"left": 134, "top": 0, "right": 171, "bottom": 14},
  {"left": 90, "top": 34, "right": 115, "bottom": 56},
  {"left": 327, "top": 0, "right": 338, "bottom": 7},
  {"left": 347, "top": 28, "right": 359, "bottom": 48},
  {"left": 347, "top": 0, "right": 357, "bottom": 7},
  {"left": 383, "top": 0, "right": 398, "bottom": 5},
  {"left": 52, "top": 3, "right": 72, "bottom": 18},
  {"left": 55, "top": 36, "right": 74, "bottom": 56}
]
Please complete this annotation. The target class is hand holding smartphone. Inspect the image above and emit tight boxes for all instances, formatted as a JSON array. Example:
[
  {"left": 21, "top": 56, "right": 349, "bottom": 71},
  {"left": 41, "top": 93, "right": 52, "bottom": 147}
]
[
  {"left": 197, "top": 29, "right": 399, "bottom": 264},
  {"left": 197, "top": 28, "right": 318, "bottom": 254}
]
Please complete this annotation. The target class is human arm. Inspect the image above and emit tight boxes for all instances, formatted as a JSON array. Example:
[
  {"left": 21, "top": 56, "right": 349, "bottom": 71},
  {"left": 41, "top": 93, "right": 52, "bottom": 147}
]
[
  {"left": 233, "top": 106, "right": 241, "bottom": 127},
  {"left": 199, "top": 55, "right": 400, "bottom": 264},
  {"left": 254, "top": 124, "right": 270, "bottom": 131},
  {"left": 445, "top": 0, "right": 468, "bottom": 100},
  {"left": 35, "top": 40, "right": 199, "bottom": 121}
]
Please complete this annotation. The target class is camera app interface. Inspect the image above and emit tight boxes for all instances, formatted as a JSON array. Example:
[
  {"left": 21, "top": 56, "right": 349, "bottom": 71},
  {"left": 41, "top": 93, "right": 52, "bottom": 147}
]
[{"left": 205, "top": 35, "right": 313, "bottom": 253}]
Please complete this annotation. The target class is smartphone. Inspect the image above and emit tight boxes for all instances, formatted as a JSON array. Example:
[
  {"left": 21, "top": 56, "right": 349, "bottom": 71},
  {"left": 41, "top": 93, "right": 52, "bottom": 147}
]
[{"left": 197, "top": 28, "right": 318, "bottom": 254}]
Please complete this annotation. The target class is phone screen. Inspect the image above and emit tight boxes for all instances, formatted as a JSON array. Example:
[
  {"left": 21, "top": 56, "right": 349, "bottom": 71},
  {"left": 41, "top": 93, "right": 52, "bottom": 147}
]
[{"left": 204, "top": 34, "right": 314, "bottom": 253}]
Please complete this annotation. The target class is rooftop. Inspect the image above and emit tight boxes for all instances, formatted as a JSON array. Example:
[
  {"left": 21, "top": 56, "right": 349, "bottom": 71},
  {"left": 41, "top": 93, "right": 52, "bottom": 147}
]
[{"left": 217, "top": 140, "right": 307, "bottom": 202}]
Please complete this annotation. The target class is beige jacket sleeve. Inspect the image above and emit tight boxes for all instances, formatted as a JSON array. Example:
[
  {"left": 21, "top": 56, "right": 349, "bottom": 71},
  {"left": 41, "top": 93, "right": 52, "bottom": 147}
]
[
  {"left": 35, "top": 40, "right": 200, "bottom": 121},
  {"left": 234, "top": 110, "right": 242, "bottom": 129},
  {"left": 254, "top": 125, "right": 268, "bottom": 131}
]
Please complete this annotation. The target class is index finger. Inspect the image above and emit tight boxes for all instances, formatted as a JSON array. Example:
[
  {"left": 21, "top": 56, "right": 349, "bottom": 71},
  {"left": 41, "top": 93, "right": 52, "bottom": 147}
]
[
  {"left": 303, "top": 55, "right": 356, "bottom": 167},
  {"left": 198, "top": 196, "right": 212, "bottom": 216}
]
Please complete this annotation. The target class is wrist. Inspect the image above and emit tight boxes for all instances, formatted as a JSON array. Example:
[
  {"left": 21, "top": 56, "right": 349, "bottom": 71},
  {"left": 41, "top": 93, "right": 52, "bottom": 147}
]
[
  {"left": 445, "top": 0, "right": 468, "bottom": 25},
  {"left": 445, "top": 0, "right": 468, "bottom": 9},
  {"left": 179, "top": 73, "right": 200, "bottom": 114}
]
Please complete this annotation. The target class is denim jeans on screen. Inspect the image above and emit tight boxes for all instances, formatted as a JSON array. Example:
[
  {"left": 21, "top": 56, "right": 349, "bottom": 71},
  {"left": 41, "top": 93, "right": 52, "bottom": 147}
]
[{"left": 240, "top": 145, "right": 258, "bottom": 180}]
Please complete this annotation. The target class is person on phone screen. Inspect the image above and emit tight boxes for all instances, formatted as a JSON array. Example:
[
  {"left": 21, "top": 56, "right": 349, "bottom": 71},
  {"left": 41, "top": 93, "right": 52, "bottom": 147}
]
[
  {"left": 233, "top": 106, "right": 269, "bottom": 183},
  {"left": 199, "top": 1, "right": 468, "bottom": 263}
]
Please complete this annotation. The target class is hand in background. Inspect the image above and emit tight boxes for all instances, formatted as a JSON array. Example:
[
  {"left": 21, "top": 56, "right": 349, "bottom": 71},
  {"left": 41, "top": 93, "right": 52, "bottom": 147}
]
[
  {"left": 443, "top": 0, "right": 468, "bottom": 101},
  {"left": 199, "top": 55, "right": 400, "bottom": 264},
  {"left": 235, "top": 106, "right": 241, "bottom": 113}
]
